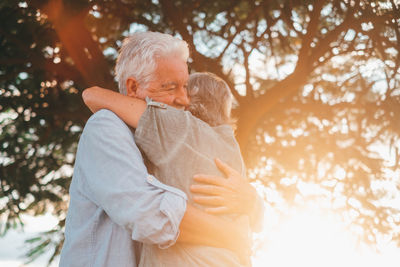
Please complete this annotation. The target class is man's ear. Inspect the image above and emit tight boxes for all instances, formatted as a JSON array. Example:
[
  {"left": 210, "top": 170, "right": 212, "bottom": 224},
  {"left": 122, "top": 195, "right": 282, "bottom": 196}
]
[{"left": 126, "top": 77, "right": 139, "bottom": 97}]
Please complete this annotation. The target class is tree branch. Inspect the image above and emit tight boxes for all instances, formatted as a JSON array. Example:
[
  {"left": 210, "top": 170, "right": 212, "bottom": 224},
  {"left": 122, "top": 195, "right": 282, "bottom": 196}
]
[{"left": 297, "top": 0, "right": 326, "bottom": 64}]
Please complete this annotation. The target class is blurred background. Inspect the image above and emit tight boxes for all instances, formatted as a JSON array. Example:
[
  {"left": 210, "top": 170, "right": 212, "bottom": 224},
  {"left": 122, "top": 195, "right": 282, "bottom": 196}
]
[{"left": 1, "top": 0, "right": 400, "bottom": 266}]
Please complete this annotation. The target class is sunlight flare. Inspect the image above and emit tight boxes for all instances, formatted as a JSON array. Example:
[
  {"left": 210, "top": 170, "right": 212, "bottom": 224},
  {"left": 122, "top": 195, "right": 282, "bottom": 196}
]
[{"left": 252, "top": 208, "right": 395, "bottom": 267}]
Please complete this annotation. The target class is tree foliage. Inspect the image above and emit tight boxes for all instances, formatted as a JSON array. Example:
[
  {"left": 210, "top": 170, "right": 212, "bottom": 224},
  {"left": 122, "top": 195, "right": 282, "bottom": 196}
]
[{"left": 1, "top": 0, "right": 400, "bottom": 264}]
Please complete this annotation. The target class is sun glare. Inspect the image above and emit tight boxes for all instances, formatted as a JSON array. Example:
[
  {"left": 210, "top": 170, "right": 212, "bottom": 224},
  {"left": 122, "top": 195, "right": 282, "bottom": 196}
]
[{"left": 252, "top": 208, "right": 397, "bottom": 267}]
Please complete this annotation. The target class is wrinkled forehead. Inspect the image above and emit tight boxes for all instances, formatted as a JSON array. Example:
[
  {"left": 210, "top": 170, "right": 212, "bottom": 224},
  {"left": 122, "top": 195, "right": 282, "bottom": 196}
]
[{"left": 154, "top": 56, "right": 189, "bottom": 83}]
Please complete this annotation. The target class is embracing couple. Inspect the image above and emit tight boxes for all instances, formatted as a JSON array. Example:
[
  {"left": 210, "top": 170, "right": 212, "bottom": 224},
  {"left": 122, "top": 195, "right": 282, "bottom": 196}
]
[{"left": 59, "top": 32, "right": 264, "bottom": 267}]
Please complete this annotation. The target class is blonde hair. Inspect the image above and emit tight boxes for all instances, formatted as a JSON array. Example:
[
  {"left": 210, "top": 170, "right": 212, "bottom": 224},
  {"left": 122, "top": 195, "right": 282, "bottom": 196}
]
[
  {"left": 115, "top": 32, "right": 189, "bottom": 95},
  {"left": 187, "top": 72, "right": 235, "bottom": 127}
]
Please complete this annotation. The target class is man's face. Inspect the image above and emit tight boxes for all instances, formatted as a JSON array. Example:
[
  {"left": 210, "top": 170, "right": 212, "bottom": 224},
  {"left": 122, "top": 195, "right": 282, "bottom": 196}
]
[{"left": 135, "top": 56, "right": 189, "bottom": 109}]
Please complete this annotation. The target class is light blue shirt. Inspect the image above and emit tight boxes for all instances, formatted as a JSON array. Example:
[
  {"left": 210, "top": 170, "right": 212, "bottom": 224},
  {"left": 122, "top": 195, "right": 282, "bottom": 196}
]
[{"left": 59, "top": 109, "right": 187, "bottom": 267}]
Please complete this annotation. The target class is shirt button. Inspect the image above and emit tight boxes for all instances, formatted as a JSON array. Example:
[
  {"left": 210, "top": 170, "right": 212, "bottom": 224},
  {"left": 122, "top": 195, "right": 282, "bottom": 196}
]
[
  {"left": 160, "top": 103, "right": 165, "bottom": 108},
  {"left": 147, "top": 176, "right": 153, "bottom": 182}
]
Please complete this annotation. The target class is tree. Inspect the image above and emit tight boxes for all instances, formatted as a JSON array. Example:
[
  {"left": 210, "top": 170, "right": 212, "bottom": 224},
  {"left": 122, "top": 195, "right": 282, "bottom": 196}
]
[{"left": 1, "top": 0, "right": 399, "bottom": 264}]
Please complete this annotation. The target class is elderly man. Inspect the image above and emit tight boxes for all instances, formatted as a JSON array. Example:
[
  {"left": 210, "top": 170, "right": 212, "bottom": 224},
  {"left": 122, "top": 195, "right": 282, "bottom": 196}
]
[{"left": 60, "top": 32, "right": 262, "bottom": 267}]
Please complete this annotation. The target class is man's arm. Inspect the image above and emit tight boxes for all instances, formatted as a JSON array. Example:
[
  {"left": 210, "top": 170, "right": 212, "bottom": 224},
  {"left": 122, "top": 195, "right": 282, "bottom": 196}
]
[
  {"left": 78, "top": 109, "right": 186, "bottom": 247},
  {"left": 80, "top": 109, "right": 250, "bottom": 255}
]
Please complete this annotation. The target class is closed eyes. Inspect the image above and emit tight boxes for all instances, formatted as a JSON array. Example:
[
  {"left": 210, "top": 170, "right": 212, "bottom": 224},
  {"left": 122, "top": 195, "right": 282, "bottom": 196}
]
[
  {"left": 160, "top": 82, "right": 187, "bottom": 93},
  {"left": 161, "top": 82, "right": 177, "bottom": 89}
]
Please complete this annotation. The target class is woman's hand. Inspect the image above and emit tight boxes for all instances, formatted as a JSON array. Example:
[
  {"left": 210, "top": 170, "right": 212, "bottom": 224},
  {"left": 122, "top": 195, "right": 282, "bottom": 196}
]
[{"left": 190, "top": 158, "right": 258, "bottom": 216}]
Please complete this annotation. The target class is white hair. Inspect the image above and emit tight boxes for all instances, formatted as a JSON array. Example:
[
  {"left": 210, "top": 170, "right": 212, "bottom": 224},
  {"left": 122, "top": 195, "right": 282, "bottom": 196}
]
[{"left": 115, "top": 32, "right": 189, "bottom": 95}]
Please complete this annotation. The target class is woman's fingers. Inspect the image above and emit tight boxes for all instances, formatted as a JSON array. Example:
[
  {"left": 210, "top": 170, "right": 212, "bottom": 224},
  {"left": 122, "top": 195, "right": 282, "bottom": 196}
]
[
  {"left": 192, "top": 196, "right": 224, "bottom": 206},
  {"left": 193, "top": 174, "right": 226, "bottom": 187},
  {"left": 190, "top": 184, "right": 228, "bottom": 195}
]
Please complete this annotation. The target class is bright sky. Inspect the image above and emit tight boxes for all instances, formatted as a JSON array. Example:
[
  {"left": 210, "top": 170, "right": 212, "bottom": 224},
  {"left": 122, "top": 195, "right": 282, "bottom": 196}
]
[
  {"left": 0, "top": 214, "right": 59, "bottom": 267},
  {"left": 252, "top": 207, "right": 400, "bottom": 267}
]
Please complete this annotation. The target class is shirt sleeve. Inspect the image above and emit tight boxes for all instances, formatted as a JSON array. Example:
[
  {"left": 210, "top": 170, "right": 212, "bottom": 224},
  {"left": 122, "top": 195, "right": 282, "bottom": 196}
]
[{"left": 76, "top": 109, "right": 187, "bottom": 248}]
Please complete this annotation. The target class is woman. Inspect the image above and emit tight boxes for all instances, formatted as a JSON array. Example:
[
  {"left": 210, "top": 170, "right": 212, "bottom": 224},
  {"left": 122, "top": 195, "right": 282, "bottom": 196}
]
[{"left": 83, "top": 72, "right": 261, "bottom": 266}]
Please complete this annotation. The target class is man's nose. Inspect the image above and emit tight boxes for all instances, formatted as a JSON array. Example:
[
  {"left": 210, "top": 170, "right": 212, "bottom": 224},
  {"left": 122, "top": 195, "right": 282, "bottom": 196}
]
[{"left": 174, "top": 88, "right": 190, "bottom": 108}]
